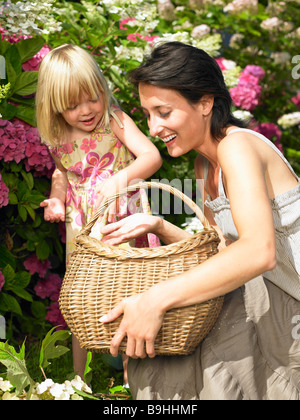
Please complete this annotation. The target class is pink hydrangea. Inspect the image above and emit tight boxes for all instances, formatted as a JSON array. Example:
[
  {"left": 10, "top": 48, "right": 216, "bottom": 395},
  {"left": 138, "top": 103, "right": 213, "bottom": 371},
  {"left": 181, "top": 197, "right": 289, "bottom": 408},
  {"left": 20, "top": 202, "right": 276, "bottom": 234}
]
[
  {"left": 0, "top": 270, "right": 4, "bottom": 292},
  {"left": 24, "top": 254, "right": 51, "bottom": 278},
  {"left": 0, "top": 27, "right": 30, "bottom": 43},
  {"left": 253, "top": 122, "right": 283, "bottom": 152},
  {"left": 0, "top": 175, "right": 9, "bottom": 208},
  {"left": 0, "top": 118, "right": 54, "bottom": 177},
  {"left": 243, "top": 65, "right": 265, "bottom": 82},
  {"left": 22, "top": 45, "right": 51, "bottom": 72},
  {"left": 0, "top": 119, "right": 26, "bottom": 163},
  {"left": 46, "top": 302, "right": 67, "bottom": 330},
  {"left": 34, "top": 273, "right": 62, "bottom": 301},
  {"left": 230, "top": 71, "right": 262, "bottom": 111}
]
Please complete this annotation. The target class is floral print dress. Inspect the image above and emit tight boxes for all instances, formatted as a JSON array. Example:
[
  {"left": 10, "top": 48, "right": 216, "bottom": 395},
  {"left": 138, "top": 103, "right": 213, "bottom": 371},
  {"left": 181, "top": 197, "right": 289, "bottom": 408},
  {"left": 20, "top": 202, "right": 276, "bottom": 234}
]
[{"left": 49, "top": 109, "right": 160, "bottom": 264}]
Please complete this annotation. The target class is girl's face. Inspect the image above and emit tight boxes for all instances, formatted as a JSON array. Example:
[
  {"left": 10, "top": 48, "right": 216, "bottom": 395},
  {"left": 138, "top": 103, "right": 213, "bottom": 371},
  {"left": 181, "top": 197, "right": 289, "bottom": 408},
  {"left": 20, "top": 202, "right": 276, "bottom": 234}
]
[
  {"left": 61, "top": 92, "right": 104, "bottom": 140},
  {"left": 139, "top": 83, "right": 210, "bottom": 157}
]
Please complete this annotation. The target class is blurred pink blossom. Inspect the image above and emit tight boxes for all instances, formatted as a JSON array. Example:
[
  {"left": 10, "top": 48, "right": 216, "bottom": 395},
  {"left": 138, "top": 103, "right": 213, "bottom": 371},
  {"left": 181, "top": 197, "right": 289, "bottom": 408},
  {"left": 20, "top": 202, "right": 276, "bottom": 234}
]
[
  {"left": 34, "top": 273, "right": 62, "bottom": 301},
  {"left": 243, "top": 65, "right": 265, "bottom": 82},
  {"left": 24, "top": 254, "right": 51, "bottom": 278},
  {"left": 0, "top": 175, "right": 9, "bottom": 208},
  {"left": 253, "top": 122, "right": 283, "bottom": 152},
  {"left": 46, "top": 302, "right": 67, "bottom": 330},
  {"left": 0, "top": 270, "right": 4, "bottom": 292},
  {"left": 292, "top": 93, "right": 300, "bottom": 110},
  {"left": 22, "top": 45, "right": 51, "bottom": 72}
]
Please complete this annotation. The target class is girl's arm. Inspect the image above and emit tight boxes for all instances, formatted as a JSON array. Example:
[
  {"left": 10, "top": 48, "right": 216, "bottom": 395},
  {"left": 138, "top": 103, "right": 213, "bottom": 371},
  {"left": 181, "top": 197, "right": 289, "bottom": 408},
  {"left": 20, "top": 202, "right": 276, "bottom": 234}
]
[
  {"left": 101, "top": 134, "right": 277, "bottom": 358},
  {"left": 110, "top": 109, "right": 162, "bottom": 186},
  {"left": 40, "top": 155, "right": 68, "bottom": 222}
]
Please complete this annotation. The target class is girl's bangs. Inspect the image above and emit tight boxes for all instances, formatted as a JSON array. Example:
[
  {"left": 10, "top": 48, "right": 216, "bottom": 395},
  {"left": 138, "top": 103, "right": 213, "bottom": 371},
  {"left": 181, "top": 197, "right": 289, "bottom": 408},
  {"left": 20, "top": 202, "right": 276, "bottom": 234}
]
[{"left": 52, "top": 70, "right": 102, "bottom": 113}]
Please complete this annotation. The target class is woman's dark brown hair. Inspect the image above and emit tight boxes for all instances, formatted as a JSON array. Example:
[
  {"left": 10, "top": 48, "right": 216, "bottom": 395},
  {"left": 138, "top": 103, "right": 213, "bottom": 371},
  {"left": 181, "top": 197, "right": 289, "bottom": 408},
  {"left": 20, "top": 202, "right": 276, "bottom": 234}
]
[{"left": 129, "top": 41, "right": 245, "bottom": 140}]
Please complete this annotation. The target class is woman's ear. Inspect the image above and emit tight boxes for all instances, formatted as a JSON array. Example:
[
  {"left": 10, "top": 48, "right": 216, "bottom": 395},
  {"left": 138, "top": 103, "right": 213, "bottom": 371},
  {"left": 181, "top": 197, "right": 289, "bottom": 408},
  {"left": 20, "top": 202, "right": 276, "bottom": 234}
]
[{"left": 199, "top": 95, "right": 214, "bottom": 116}]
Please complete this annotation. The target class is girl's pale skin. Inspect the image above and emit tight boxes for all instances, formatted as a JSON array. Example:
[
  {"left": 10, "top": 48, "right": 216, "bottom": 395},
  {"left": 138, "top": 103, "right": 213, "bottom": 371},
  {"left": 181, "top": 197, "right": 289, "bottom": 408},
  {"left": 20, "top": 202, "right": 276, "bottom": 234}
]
[
  {"left": 100, "top": 82, "right": 298, "bottom": 359},
  {"left": 40, "top": 92, "right": 162, "bottom": 222}
]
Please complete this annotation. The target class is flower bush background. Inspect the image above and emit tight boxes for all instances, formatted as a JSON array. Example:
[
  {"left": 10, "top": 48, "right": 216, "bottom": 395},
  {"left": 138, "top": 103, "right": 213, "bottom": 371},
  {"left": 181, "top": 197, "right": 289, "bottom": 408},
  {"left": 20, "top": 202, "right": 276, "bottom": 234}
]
[{"left": 0, "top": 0, "right": 299, "bottom": 360}]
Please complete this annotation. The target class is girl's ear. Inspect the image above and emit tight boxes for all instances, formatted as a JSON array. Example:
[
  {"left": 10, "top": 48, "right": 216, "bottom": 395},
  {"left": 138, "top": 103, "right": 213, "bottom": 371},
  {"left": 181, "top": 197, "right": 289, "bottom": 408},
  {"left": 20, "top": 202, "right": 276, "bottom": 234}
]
[{"left": 198, "top": 95, "right": 214, "bottom": 116}]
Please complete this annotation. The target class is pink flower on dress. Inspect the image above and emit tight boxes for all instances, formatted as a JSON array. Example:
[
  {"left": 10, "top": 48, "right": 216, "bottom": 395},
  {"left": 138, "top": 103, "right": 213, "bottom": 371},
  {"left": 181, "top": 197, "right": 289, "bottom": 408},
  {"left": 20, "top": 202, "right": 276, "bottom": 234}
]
[
  {"left": 0, "top": 175, "right": 9, "bottom": 208},
  {"left": 84, "top": 152, "right": 114, "bottom": 183},
  {"left": 80, "top": 137, "right": 97, "bottom": 153},
  {"left": 24, "top": 254, "right": 51, "bottom": 278}
]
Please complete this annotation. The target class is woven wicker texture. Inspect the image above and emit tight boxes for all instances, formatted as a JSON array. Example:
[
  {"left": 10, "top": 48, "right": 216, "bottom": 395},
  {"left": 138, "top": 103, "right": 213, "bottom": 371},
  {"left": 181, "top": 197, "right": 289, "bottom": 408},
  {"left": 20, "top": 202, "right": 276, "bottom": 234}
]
[{"left": 59, "top": 182, "right": 223, "bottom": 355}]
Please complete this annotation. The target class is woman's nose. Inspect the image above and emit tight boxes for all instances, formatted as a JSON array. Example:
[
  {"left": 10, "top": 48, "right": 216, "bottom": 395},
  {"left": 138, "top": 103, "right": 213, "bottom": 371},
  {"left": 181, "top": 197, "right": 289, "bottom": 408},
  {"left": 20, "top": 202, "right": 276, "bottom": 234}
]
[{"left": 148, "top": 117, "right": 162, "bottom": 138}]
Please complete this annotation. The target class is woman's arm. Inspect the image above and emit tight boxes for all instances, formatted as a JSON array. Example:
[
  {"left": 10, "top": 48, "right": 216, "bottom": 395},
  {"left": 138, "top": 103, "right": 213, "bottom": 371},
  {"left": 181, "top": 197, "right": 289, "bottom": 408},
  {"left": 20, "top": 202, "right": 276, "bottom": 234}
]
[{"left": 101, "top": 134, "right": 277, "bottom": 358}]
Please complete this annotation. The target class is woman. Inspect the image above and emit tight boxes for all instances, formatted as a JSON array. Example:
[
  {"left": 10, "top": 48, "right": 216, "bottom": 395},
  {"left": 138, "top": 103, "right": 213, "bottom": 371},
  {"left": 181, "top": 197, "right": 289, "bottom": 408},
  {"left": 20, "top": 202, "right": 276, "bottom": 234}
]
[{"left": 100, "top": 42, "right": 300, "bottom": 400}]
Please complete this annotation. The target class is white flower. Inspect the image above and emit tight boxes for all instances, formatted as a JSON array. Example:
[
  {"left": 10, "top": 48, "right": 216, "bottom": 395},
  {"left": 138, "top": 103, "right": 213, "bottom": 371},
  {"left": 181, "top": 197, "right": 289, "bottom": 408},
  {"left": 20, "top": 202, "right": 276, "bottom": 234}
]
[
  {"left": 191, "top": 24, "right": 211, "bottom": 39},
  {"left": 233, "top": 110, "right": 254, "bottom": 122},
  {"left": 224, "top": 0, "right": 258, "bottom": 14},
  {"left": 182, "top": 217, "right": 204, "bottom": 234},
  {"left": 260, "top": 17, "right": 281, "bottom": 31},
  {"left": 1, "top": 392, "right": 20, "bottom": 400},
  {"left": 36, "top": 378, "right": 54, "bottom": 394},
  {"left": 0, "top": 377, "right": 13, "bottom": 392},
  {"left": 277, "top": 112, "right": 300, "bottom": 129}
]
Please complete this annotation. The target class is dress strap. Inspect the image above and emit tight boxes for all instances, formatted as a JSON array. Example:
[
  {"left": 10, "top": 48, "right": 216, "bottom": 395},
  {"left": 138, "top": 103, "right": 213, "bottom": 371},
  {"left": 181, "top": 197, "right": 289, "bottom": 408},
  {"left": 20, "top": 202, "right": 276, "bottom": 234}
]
[{"left": 110, "top": 108, "right": 124, "bottom": 129}]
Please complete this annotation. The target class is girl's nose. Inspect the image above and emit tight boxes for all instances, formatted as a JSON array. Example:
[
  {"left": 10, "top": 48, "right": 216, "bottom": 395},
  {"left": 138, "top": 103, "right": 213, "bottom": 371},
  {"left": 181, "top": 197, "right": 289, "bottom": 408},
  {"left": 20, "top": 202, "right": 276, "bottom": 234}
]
[{"left": 80, "top": 101, "right": 92, "bottom": 115}]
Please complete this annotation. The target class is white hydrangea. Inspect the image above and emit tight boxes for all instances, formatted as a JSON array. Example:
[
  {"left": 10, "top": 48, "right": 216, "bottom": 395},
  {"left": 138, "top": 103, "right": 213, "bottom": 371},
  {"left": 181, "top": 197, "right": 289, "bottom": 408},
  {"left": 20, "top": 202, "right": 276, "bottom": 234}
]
[
  {"left": 34, "top": 375, "right": 92, "bottom": 400},
  {"left": 0, "top": 0, "right": 62, "bottom": 36},
  {"left": 154, "top": 32, "right": 222, "bottom": 57},
  {"left": 277, "top": 112, "right": 300, "bottom": 129},
  {"left": 232, "top": 110, "right": 254, "bottom": 123}
]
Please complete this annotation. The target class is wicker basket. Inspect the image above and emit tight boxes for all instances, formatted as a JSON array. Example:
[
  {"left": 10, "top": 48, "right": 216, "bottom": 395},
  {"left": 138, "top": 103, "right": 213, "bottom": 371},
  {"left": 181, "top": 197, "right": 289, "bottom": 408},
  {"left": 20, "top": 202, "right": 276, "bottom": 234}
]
[{"left": 59, "top": 181, "right": 223, "bottom": 356}]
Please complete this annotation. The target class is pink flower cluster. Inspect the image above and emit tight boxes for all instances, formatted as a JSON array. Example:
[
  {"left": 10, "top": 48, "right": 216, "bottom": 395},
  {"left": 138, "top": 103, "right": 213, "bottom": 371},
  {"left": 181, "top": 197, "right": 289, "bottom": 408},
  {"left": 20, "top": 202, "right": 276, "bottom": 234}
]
[
  {"left": 0, "top": 27, "right": 29, "bottom": 43},
  {"left": 22, "top": 45, "right": 51, "bottom": 72},
  {"left": 24, "top": 254, "right": 51, "bottom": 278},
  {"left": 0, "top": 174, "right": 9, "bottom": 209},
  {"left": 34, "top": 273, "right": 62, "bottom": 301},
  {"left": 24, "top": 254, "right": 67, "bottom": 329},
  {"left": 119, "top": 18, "right": 158, "bottom": 44},
  {"left": 230, "top": 65, "right": 265, "bottom": 111},
  {"left": 0, "top": 118, "right": 54, "bottom": 177}
]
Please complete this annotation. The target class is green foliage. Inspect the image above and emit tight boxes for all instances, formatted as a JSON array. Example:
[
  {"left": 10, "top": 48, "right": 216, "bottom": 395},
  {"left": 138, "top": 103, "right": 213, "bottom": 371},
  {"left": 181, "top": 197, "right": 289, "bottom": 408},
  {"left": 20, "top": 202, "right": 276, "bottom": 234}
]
[{"left": 0, "top": 37, "right": 44, "bottom": 126}]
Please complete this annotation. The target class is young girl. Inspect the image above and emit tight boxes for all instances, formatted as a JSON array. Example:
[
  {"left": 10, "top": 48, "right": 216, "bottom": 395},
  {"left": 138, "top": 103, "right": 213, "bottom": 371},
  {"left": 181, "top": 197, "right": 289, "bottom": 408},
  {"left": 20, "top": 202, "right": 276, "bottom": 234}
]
[{"left": 35, "top": 44, "right": 162, "bottom": 380}]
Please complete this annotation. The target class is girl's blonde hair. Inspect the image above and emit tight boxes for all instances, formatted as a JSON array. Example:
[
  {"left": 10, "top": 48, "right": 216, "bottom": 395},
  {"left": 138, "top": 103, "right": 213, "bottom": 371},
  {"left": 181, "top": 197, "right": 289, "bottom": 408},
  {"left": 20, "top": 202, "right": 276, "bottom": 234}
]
[{"left": 36, "top": 44, "right": 113, "bottom": 146}]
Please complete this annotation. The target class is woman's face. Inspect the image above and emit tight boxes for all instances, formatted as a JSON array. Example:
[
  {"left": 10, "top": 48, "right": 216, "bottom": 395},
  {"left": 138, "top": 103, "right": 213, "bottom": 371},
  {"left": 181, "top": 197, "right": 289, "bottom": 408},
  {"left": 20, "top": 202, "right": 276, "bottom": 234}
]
[{"left": 139, "top": 82, "right": 210, "bottom": 157}]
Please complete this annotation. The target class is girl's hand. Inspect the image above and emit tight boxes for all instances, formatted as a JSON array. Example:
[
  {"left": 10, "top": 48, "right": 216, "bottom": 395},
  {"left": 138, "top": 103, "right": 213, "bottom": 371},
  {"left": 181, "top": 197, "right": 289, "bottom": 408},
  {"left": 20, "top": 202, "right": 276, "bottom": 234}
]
[
  {"left": 94, "top": 175, "right": 124, "bottom": 222},
  {"left": 40, "top": 197, "right": 65, "bottom": 223},
  {"left": 100, "top": 288, "right": 165, "bottom": 358},
  {"left": 100, "top": 213, "right": 161, "bottom": 245}
]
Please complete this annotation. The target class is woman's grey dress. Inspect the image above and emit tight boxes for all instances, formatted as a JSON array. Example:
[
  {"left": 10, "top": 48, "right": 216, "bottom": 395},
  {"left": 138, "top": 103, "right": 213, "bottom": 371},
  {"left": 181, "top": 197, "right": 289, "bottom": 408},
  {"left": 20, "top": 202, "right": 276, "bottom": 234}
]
[{"left": 127, "top": 129, "right": 300, "bottom": 400}]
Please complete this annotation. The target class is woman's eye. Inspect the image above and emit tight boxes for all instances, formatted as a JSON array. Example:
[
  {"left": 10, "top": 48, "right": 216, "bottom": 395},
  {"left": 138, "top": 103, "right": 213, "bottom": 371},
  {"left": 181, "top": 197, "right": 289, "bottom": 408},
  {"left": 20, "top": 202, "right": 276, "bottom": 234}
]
[{"left": 160, "top": 112, "right": 170, "bottom": 118}]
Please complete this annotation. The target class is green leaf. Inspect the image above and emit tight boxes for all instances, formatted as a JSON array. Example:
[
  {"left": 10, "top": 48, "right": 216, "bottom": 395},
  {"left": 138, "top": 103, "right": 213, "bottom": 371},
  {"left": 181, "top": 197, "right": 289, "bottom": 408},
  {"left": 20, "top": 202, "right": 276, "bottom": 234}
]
[
  {"left": 0, "top": 293, "right": 22, "bottom": 315},
  {"left": 12, "top": 71, "right": 38, "bottom": 96},
  {"left": 72, "top": 387, "right": 100, "bottom": 400},
  {"left": 15, "top": 37, "right": 44, "bottom": 63},
  {"left": 18, "top": 204, "right": 27, "bottom": 222},
  {"left": 8, "top": 192, "right": 18, "bottom": 205},
  {"left": 39, "top": 327, "right": 71, "bottom": 370},
  {"left": 36, "top": 239, "right": 50, "bottom": 260},
  {"left": 21, "top": 170, "right": 34, "bottom": 190},
  {"left": 0, "top": 245, "right": 16, "bottom": 270},
  {"left": 0, "top": 341, "right": 34, "bottom": 398},
  {"left": 14, "top": 104, "right": 36, "bottom": 126},
  {"left": 5, "top": 45, "right": 22, "bottom": 85},
  {"left": 84, "top": 351, "right": 93, "bottom": 384}
]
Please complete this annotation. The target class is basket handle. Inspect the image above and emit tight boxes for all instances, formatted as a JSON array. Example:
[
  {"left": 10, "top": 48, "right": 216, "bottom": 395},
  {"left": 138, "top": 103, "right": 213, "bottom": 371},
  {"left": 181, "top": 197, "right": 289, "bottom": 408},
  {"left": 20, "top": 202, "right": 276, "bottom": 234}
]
[{"left": 80, "top": 181, "right": 210, "bottom": 237}]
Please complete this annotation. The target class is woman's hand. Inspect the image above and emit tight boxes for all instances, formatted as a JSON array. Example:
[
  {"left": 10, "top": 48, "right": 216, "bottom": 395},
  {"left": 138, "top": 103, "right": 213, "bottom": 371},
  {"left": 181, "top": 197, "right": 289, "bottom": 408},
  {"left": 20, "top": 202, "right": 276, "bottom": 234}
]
[
  {"left": 40, "top": 197, "right": 65, "bottom": 223},
  {"left": 100, "top": 287, "right": 166, "bottom": 358},
  {"left": 100, "top": 213, "right": 162, "bottom": 245}
]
